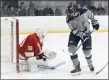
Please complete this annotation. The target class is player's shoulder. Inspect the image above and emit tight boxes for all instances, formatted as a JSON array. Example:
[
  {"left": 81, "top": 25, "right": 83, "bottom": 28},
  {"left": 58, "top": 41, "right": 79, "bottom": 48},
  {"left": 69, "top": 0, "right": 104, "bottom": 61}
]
[
  {"left": 28, "top": 33, "right": 34, "bottom": 36},
  {"left": 78, "top": 8, "right": 88, "bottom": 15},
  {"left": 27, "top": 33, "right": 36, "bottom": 39}
]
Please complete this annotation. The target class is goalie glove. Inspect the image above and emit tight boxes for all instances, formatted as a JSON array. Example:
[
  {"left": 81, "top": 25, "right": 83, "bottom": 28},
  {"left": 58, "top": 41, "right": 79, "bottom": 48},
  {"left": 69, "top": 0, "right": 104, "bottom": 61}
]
[
  {"left": 47, "top": 51, "right": 57, "bottom": 60},
  {"left": 37, "top": 51, "right": 57, "bottom": 61}
]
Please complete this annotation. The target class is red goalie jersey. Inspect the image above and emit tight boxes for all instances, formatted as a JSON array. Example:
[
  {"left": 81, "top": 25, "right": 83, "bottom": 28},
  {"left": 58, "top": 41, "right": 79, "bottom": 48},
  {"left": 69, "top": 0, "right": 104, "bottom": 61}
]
[{"left": 18, "top": 33, "right": 43, "bottom": 60}]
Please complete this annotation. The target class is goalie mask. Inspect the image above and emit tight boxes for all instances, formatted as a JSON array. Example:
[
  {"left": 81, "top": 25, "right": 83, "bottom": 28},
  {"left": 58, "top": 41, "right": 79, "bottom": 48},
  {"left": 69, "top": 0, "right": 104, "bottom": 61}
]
[{"left": 36, "top": 28, "right": 47, "bottom": 40}]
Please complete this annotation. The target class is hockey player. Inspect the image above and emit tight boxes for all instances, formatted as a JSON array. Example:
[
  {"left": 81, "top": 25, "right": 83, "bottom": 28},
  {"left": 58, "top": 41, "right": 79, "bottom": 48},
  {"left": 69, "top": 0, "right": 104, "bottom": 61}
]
[
  {"left": 18, "top": 28, "right": 57, "bottom": 72},
  {"left": 66, "top": 3, "right": 99, "bottom": 73}
]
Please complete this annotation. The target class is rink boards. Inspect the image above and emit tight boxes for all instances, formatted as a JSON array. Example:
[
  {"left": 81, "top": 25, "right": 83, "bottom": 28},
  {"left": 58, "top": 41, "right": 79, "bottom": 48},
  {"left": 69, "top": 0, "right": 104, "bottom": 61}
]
[
  {"left": 1, "top": 16, "right": 108, "bottom": 79},
  {"left": 1, "top": 16, "right": 108, "bottom": 34}
]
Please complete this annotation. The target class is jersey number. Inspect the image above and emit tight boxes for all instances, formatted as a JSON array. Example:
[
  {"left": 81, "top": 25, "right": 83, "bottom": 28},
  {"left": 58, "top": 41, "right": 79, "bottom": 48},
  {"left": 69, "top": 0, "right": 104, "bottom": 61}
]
[{"left": 27, "top": 46, "right": 33, "bottom": 51}]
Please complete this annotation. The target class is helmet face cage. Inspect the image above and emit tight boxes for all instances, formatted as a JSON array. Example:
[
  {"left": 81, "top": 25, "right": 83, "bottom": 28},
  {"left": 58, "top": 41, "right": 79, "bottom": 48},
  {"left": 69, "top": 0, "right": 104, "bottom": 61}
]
[
  {"left": 36, "top": 28, "right": 47, "bottom": 40},
  {"left": 66, "top": 3, "right": 77, "bottom": 14},
  {"left": 40, "top": 31, "right": 46, "bottom": 39}
]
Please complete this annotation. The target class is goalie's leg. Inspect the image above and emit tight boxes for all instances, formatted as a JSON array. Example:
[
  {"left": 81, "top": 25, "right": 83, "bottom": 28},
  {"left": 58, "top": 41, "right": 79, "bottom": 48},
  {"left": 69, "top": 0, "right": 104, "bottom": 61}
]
[
  {"left": 20, "top": 60, "right": 30, "bottom": 72},
  {"left": 27, "top": 57, "right": 48, "bottom": 72}
]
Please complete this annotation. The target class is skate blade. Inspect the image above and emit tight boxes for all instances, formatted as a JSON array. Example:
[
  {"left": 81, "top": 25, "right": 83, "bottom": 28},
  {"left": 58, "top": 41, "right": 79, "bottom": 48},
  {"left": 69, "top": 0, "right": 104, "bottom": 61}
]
[{"left": 71, "top": 72, "right": 81, "bottom": 76}]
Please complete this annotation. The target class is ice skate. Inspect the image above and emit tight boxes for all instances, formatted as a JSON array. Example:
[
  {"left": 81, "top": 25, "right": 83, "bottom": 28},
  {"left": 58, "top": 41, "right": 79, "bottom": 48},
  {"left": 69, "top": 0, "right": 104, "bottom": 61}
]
[
  {"left": 88, "top": 63, "right": 94, "bottom": 71},
  {"left": 71, "top": 63, "right": 81, "bottom": 73}
]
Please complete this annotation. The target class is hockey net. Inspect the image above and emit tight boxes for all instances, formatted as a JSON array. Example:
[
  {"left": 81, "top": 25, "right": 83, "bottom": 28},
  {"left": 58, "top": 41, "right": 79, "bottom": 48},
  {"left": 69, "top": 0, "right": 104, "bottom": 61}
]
[{"left": 1, "top": 18, "right": 19, "bottom": 73}]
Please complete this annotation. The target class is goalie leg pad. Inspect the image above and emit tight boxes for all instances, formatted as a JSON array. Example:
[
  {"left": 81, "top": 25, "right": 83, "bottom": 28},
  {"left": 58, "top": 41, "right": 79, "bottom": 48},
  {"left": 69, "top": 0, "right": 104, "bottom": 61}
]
[
  {"left": 27, "top": 57, "right": 38, "bottom": 72},
  {"left": 20, "top": 60, "right": 30, "bottom": 72},
  {"left": 35, "top": 59, "right": 48, "bottom": 66},
  {"left": 27, "top": 57, "right": 48, "bottom": 72}
]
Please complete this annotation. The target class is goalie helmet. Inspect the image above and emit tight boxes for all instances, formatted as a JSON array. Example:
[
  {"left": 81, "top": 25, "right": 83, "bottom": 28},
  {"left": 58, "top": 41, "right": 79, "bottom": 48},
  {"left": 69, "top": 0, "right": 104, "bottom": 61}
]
[{"left": 36, "top": 28, "right": 47, "bottom": 40}]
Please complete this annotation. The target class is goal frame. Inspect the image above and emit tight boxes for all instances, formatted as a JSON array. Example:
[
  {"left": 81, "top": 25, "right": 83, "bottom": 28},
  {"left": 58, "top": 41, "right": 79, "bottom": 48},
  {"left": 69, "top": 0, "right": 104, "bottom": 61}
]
[
  {"left": 1, "top": 18, "right": 20, "bottom": 73},
  {"left": 16, "top": 19, "right": 19, "bottom": 73}
]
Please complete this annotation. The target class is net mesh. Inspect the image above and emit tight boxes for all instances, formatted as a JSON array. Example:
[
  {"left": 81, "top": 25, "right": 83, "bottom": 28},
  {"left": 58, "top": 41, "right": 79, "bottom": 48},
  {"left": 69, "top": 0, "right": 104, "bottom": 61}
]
[{"left": 1, "top": 18, "right": 19, "bottom": 73}]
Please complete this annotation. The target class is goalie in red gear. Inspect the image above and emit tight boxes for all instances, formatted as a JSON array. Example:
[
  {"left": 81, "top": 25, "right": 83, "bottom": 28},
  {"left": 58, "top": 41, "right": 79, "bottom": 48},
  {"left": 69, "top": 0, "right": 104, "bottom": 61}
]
[
  {"left": 18, "top": 28, "right": 57, "bottom": 72},
  {"left": 18, "top": 28, "right": 47, "bottom": 60}
]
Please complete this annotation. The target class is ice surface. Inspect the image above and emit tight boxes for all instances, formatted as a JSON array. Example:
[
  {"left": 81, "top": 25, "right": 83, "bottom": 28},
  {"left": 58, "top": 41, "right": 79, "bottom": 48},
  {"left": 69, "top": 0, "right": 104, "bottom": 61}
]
[{"left": 1, "top": 32, "right": 108, "bottom": 79}]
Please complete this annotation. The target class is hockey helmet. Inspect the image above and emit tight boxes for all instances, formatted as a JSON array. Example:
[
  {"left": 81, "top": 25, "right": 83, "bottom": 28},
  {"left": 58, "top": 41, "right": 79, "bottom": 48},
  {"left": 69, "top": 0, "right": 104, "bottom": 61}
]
[
  {"left": 36, "top": 28, "right": 47, "bottom": 40},
  {"left": 66, "top": 3, "right": 78, "bottom": 14}
]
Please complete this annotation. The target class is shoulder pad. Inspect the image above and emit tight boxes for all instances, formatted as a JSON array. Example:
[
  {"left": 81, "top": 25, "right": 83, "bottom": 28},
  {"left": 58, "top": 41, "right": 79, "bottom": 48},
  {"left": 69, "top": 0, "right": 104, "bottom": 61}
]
[{"left": 66, "top": 16, "right": 74, "bottom": 23}]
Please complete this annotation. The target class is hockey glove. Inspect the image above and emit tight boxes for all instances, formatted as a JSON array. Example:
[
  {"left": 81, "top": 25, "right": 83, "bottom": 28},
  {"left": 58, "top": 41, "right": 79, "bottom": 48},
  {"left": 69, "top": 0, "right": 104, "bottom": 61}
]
[
  {"left": 92, "top": 20, "right": 99, "bottom": 30},
  {"left": 72, "top": 28, "right": 90, "bottom": 41},
  {"left": 80, "top": 33, "right": 90, "bottom": 41},
  {"left": 36, "top": 53, "right": 47, "bottom": 61}
]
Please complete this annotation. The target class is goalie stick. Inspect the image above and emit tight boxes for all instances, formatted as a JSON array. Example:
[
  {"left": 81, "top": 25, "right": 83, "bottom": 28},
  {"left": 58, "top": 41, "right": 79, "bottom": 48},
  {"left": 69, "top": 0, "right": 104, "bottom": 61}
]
[{"left": 37, "top": 62, "right": 65, "bottom": 70}]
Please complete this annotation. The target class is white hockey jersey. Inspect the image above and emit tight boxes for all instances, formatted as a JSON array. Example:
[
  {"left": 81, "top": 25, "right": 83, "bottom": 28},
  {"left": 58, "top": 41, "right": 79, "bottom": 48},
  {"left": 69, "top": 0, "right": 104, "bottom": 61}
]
[{"left": 66, "top": 8, "right": 97, "bottom": 33}]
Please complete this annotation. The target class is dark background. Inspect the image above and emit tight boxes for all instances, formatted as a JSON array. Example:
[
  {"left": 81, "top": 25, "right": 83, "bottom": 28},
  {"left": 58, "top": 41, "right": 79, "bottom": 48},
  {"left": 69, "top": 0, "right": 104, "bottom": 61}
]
[{"left": 1, "top": 0, "right": 108, "bottom": 16}]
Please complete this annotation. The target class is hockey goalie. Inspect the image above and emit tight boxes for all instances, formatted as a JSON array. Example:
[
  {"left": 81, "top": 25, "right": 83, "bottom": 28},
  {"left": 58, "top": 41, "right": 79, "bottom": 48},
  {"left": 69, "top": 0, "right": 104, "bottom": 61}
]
[{"left": 18, "top": 28, "right": 57, "bottom": 72}]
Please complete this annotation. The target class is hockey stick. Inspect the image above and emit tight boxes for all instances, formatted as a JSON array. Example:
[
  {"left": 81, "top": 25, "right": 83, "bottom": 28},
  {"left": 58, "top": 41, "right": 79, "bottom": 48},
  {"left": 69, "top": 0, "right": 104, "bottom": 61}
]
[
  {"left": 72, "top": 29, "right": 95, "bottom": 55},
  {"left": 62, "top": 29, "right": 95, "bottom": 55},
  {"left": 95, "top": 62, "right": 109, "bottom": 75},
  {"left": 37, "top": 62, "right": 65, "bottom": 70},
  {"left": 12, "top": 61, "right": 65, "bottom": 71}
]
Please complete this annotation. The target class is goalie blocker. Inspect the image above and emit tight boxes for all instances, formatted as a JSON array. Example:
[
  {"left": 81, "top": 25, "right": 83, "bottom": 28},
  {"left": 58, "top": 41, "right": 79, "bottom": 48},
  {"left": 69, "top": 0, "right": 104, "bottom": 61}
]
[{"left": 18, "top": 28, "right": 57, "bottom": 72}]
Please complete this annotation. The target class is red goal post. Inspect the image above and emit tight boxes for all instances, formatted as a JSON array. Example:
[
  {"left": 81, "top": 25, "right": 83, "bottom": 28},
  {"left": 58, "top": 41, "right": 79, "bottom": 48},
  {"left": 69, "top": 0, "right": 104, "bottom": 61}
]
[{"left": 1, "top": 17, "right": 19, "bottom": 73}]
